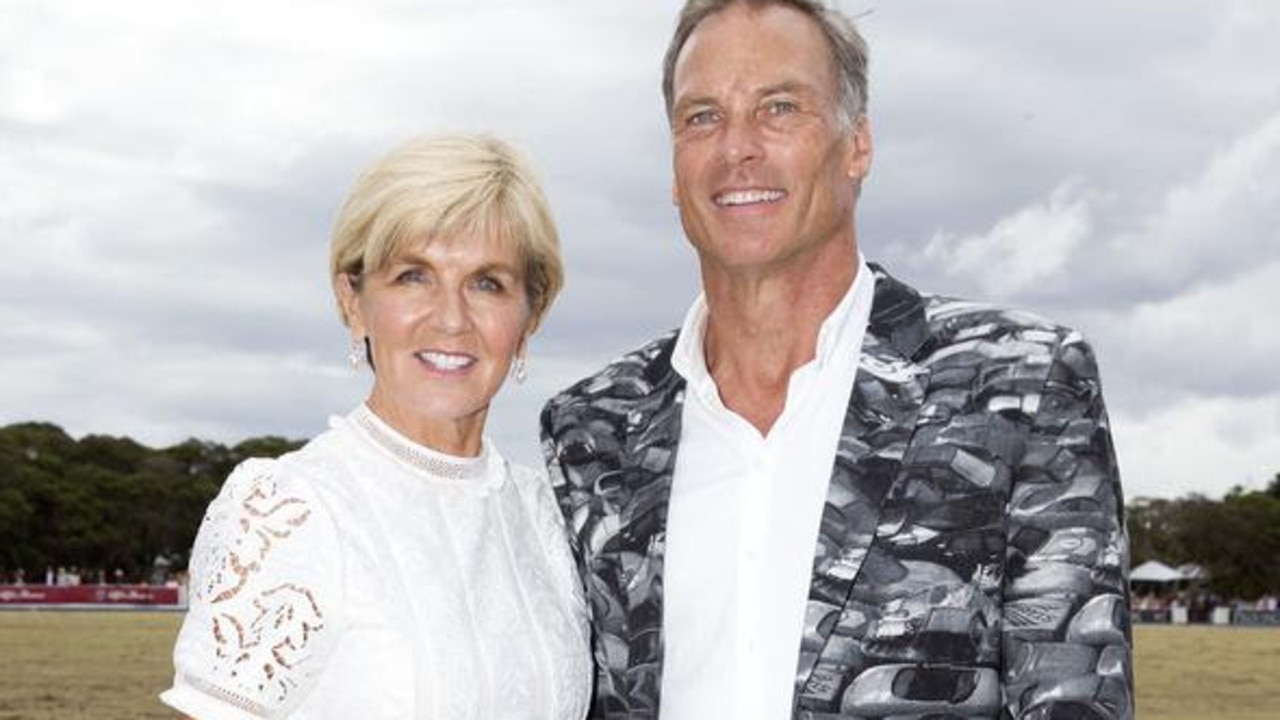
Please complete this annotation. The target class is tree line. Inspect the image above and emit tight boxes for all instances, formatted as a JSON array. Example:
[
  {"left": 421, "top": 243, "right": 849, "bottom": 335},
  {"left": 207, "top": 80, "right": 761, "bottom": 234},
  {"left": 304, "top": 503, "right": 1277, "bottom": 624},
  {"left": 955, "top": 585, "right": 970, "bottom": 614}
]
[
  {"left": 1, "top": 420, "right": 1277, "bottom": 598},
  {"left": 0, "top": 421, "right": 302, "bottom": 583},
  {"left": 1128, "top": 476, "right": 1280, "bottom": 601}
]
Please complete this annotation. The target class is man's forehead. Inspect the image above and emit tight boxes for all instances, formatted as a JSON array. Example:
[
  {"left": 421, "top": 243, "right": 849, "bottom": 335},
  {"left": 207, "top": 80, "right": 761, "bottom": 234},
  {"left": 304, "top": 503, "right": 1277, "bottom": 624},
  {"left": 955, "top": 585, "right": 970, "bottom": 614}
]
[{"left": 672, "top": 4, "right": 836, "bottom": 98}]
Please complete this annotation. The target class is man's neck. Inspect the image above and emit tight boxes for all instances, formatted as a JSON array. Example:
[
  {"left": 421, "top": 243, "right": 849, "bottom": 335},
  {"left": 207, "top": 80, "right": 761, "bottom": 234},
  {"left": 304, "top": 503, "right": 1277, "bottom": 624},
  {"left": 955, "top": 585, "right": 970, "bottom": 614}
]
[{"left": 700, "top": 243, "right": 858, "bottom": 435}]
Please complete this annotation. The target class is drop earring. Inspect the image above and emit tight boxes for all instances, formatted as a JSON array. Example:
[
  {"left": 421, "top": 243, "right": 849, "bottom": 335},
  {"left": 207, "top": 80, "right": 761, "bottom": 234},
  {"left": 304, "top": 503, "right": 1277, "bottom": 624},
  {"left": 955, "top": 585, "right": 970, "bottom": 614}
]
[
  {"left": 512, "top": 354, "right": 528, "bottom": 384},
  {"left": 347, "top": 338, "right": 364, "bottom": 368}
]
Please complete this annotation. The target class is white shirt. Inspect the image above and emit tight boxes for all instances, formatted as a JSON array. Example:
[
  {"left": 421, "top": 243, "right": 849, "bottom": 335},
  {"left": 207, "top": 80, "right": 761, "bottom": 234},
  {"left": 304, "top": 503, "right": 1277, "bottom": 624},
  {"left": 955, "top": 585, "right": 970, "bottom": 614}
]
[
  {"left": 161, "top": 406, "right": 591, "bottom": 720},
  {"left": 661, "top": 256, "right": 875, "bottom": 720}
]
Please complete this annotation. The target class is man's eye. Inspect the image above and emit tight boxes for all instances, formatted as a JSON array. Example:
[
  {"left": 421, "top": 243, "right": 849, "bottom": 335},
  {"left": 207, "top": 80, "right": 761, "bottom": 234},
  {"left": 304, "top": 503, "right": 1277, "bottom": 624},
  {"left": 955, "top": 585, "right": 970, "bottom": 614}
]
[
  {"left": 687, "top": 109, "right": 718, "bottom": 127},
  {"left": 766, "top": 100, "right": 798, "bottom": 116}
]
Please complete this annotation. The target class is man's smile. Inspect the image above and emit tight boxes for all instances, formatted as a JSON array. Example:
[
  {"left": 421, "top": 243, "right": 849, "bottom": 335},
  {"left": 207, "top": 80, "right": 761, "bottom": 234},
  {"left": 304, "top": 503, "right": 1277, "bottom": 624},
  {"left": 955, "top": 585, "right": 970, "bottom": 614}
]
[{"left": 713, "top": 188, "right": 787, "bottom": 207}]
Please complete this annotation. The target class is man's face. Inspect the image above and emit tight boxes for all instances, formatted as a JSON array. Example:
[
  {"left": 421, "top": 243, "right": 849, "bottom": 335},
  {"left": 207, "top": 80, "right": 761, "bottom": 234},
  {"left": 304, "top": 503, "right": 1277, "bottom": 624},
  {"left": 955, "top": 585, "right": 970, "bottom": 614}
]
[{"left": 670, "top": 3, "right": 871, "bottom": 277}]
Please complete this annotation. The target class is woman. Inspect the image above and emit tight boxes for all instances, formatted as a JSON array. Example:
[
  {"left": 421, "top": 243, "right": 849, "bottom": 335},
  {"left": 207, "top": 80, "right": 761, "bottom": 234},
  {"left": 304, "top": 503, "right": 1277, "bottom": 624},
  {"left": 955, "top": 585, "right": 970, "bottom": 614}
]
[{"left": 161, "top": 135, "right": 591, "bottom": 719}]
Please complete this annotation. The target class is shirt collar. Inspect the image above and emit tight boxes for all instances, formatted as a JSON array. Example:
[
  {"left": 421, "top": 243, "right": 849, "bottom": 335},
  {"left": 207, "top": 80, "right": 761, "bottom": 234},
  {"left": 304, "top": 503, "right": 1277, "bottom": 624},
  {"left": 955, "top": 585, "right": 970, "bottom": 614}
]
[
  {"left": 671, "top": 253, "right": 875, "bottom": 384},
  {"left": 814, "top": 253, "right": 874, "bottom": 370}
]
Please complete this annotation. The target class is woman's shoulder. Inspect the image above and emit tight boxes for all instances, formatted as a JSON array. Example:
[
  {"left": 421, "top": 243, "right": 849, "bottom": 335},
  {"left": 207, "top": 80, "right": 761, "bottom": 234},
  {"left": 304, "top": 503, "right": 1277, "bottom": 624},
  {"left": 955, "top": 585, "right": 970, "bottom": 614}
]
[
  {"left": 500, "top": 455, "right": 574, "bottom": 541},
  {"left": 248, "top": 418, "right": 371, "bottom": 506},
  {"left": 162, "top": 434, "right": 350, "bottom": 719},
  {"left": 501, "top": 455, "right": 552, "bottom": 501}
]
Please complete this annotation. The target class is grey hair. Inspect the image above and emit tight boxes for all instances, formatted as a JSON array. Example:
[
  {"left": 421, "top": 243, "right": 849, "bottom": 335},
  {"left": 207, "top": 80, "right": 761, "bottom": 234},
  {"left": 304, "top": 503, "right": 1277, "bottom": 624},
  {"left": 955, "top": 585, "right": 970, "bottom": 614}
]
[{"left": 661, "top": 0, "right": 869, "bottom": 128}]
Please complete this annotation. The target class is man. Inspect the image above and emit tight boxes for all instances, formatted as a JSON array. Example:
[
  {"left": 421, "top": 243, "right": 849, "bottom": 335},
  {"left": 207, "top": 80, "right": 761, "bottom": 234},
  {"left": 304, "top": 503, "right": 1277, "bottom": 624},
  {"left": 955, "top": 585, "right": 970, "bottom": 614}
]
[{"left": 542, "top": 1, "right": 1132, "bottom": 718}]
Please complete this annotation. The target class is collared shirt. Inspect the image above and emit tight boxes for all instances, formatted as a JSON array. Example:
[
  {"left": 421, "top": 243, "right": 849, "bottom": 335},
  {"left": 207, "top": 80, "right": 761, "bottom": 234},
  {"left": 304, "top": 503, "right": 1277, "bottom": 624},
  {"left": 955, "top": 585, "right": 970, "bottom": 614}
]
[{"left": 660, "top": 255, "right": 876, "bottom": 720}]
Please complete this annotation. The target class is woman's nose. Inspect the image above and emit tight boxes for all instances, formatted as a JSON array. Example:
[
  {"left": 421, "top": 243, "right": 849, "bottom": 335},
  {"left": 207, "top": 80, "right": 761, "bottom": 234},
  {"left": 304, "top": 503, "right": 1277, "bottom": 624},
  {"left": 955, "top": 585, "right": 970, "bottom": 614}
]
[{"left": 429, "top": 287, "right": 472, "bottom": 333}]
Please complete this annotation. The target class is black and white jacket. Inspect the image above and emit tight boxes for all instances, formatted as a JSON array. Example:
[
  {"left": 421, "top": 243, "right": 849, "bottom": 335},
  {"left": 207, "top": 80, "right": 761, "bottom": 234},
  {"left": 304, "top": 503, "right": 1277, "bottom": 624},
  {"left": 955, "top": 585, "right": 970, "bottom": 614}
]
[{"left": 542, "top": 264, "right": 1132, "bottom": 720}]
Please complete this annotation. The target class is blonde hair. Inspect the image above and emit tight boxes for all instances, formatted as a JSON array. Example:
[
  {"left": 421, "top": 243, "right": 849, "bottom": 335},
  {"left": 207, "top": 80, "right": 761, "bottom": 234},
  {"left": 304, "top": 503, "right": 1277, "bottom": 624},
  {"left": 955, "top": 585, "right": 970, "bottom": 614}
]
[{"left": 330, "top": 134, "right": 564, "bottom": 332}]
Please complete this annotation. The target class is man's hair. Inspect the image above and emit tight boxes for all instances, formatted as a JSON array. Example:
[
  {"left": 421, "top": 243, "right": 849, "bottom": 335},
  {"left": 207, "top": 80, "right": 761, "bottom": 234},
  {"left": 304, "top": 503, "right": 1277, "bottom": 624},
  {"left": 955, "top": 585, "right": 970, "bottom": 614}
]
[{"left": 661, "top": 0, "right": 869, "bottom": 127}]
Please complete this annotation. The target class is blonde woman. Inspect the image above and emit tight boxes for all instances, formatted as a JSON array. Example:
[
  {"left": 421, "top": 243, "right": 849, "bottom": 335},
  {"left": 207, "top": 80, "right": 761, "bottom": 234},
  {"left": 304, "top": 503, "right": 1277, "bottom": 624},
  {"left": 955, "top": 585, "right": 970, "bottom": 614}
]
[{"left": 162, "top": 135, "right": 590, "bottom": 719}]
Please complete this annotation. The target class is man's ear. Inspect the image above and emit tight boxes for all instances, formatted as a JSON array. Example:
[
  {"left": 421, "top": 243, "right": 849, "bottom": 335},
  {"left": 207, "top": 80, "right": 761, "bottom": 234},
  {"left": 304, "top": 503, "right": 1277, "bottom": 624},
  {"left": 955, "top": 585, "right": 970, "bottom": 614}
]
[{"left": 846, "top": 114, "right": 873, "bottom": 182}]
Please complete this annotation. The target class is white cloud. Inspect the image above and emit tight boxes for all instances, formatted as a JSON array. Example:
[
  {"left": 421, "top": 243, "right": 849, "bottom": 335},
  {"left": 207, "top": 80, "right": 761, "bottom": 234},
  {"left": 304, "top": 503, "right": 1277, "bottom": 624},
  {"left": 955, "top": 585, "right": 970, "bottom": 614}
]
[
  {"left": 2, "top": 0, "right": 1277, "bottom": 504},
  {"left": 1114, "top": 393, "right": 1280, "bottom": 500},
  {"left": 1097, "top": 261, "right": 1280, "bottom": 398},
  {"left": 1100, "top": 112, "right": 1280, "bottom": 293},
  {"left": 921, "top": 183, "right": 1094, "bottom": 299}
]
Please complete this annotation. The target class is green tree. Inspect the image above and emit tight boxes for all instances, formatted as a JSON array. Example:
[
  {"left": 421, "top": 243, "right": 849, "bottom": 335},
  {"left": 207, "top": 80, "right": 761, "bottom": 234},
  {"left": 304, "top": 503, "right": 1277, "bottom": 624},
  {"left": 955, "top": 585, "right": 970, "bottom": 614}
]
[{"left": 0, "top": 421, "right": 304, "bottom": 582}]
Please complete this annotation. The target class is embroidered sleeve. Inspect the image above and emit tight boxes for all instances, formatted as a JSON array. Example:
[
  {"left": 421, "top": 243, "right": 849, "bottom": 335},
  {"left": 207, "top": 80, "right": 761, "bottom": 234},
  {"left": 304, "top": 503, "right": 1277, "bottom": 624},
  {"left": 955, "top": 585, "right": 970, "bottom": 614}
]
[
  {"left": 1002, "top": 332, "right": 1133, "bottom": 719},
  {"left": 161, "top": 457, "right": 343, "bottom": 720}
]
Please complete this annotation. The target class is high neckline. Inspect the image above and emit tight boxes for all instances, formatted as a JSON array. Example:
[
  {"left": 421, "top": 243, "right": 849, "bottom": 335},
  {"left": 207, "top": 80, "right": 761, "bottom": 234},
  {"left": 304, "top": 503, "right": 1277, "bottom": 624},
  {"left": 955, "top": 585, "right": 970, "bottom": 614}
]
[{"left": 348, "top": 404, "right": 490, "bottom": 482}]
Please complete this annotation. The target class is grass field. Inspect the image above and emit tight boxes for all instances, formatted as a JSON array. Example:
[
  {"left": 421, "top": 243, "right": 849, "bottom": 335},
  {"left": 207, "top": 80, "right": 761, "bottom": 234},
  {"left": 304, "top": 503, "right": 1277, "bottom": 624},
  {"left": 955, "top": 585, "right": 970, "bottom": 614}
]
[
  {"left": 0, "top": 611, "right": 178, "bottom": 720},
  {"left": 0, "top": 612, "right": 1277, "bottom": 719}
]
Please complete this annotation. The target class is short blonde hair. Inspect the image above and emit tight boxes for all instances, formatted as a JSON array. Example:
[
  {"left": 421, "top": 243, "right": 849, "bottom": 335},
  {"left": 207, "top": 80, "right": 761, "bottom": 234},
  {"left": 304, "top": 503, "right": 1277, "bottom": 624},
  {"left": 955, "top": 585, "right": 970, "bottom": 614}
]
[{"left": 330, "top": 134, "right": 564, "bottom": 332}]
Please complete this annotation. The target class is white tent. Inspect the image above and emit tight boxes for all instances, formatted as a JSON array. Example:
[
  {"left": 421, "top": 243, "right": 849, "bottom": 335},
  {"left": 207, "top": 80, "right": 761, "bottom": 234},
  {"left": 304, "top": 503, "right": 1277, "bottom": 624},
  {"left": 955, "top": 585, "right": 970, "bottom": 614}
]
[{"left": 1130, "top": 560, "right": 1185, "bottom": 583}]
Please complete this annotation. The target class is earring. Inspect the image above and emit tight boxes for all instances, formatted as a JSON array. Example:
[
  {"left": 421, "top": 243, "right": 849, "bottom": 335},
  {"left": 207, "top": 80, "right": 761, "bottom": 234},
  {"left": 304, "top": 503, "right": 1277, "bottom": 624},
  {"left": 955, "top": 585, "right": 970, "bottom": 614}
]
[
  {"left": 347, "top": 338, "right": 364, "bottom": 369},
  {"left": 512, "top": 354, "right": 528, "bottom": 384}
]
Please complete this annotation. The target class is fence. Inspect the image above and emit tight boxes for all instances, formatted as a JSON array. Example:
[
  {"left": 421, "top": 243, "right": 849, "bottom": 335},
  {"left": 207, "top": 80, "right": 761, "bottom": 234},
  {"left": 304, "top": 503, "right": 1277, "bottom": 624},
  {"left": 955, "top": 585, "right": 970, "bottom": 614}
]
[{"left": 0, "top": 584, "right": 181, "bottom": 608}]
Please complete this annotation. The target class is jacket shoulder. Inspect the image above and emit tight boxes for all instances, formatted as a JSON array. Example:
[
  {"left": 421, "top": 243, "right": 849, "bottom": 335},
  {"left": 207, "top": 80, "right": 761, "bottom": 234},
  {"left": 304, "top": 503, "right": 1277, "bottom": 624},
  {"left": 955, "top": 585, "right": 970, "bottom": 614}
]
[
  {"left": 919, "top": 294, "right": 1089, "bottom": 362},
  {"left": 544, "top": 331, "right": 680, "bottom": 415}
]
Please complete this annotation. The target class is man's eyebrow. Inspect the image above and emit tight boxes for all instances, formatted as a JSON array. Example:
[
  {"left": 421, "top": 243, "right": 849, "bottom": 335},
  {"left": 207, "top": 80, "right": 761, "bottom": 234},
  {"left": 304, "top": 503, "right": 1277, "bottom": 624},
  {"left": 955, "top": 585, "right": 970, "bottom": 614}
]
[
  {"left": 673, "top": 81, "right": 813, "bottom": 111},
  {"left": 672, "top": 94, "right": 718, "bottom": 115},
  {"left": 758, "top": 80, "right": 812, "bottom": 97}
]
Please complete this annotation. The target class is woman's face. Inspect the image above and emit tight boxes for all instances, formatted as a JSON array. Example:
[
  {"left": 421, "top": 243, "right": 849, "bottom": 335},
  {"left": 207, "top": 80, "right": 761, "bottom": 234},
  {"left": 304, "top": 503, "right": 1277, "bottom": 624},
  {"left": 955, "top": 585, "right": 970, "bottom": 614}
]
[{"left": 339, "top": 231, "right": 532, "bottom": 455}]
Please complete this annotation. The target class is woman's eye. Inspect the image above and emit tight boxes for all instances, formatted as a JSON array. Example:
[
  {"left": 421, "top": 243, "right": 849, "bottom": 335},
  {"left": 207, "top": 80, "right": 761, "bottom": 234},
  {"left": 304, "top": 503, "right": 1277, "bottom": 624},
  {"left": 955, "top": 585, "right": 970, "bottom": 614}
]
[
  {"left": 394, "top": 268, "right": 426, "bottom": 285},
  {"left": 473, "top": 276, "right": 504, "bottom": 293}
]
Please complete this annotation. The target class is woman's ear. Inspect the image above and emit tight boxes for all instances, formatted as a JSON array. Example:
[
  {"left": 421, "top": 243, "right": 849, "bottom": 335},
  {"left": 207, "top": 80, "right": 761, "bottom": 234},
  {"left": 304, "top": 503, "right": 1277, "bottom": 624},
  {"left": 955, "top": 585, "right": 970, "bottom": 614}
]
[{"left": 334, "top": 273, "right": 365, "bottom": 335}]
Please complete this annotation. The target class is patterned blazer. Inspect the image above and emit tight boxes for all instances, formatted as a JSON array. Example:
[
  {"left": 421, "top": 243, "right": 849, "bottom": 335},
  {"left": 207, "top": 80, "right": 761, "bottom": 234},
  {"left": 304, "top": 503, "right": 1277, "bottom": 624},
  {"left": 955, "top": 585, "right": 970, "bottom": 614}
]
[{"left": 541, "top": 264, "right": 1132, "bottom": 720}]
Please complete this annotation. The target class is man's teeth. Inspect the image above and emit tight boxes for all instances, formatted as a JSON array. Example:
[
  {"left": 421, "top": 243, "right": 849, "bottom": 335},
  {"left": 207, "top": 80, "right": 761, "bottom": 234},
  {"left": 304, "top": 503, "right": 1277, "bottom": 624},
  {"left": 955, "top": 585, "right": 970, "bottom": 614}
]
[
  {"left": 715, "top": 189, "right": 785, "bottom": 206},
  {"left": 418, "top": 351, "right": 473, "bottom": 370}
]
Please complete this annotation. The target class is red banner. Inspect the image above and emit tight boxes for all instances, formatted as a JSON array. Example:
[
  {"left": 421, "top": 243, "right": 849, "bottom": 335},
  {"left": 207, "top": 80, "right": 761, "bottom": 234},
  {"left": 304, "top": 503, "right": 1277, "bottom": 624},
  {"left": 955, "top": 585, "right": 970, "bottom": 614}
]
[{"left": 0, "top": 585, "right": 180, "bottom": 606}]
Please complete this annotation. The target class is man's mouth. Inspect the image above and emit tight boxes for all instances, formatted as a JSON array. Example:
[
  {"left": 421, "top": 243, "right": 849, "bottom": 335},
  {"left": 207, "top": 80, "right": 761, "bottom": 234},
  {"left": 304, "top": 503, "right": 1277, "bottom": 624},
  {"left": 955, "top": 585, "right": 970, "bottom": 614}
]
[
  {"left": 713, "top": 188, "right": 786, "bottom": 207},
  {"left": 416, "top": 350, "right": 475, "bottom": 371}
]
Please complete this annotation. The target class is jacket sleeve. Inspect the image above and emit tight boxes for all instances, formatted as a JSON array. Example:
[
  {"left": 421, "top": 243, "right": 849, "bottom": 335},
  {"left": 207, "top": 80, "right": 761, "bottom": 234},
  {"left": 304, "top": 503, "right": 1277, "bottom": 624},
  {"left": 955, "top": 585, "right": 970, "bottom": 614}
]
[
  {"left": 540, "top": 397, "right": 584, "bottom": 558},
  {"left": 1001, "top": 331, "right": 1133, "bottom": 719}
]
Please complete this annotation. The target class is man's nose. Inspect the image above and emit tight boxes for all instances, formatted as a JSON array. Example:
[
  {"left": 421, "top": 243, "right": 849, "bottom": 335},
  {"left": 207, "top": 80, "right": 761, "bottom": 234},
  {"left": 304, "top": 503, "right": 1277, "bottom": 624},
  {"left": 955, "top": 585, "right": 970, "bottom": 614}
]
[{"left": 720, "top": 113, "right": 764, "bottom": 166}]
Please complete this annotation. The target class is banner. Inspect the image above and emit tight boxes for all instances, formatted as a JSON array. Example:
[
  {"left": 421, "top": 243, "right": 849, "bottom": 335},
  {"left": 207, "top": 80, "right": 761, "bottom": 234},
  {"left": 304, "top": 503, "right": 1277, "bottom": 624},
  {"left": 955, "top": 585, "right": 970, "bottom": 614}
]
[
  {"left": 0, "top": 585, "right": 180, "bottom": 606},
  {"left": 1233, "top": 609, "right": 1280, "bottom": 626}
]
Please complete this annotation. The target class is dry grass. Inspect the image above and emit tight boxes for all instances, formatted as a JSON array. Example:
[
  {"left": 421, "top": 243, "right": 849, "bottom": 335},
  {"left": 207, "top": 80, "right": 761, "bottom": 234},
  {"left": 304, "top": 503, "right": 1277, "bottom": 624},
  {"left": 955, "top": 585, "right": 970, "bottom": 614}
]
[
  {"left": 0, "top": 612, "right": 1276, "bottom": 719},
  {"left": 1134, "top": 624, "right": 1280, "bottom": 720},
  {"left": 0, "top": 611, "right": 180, "bottom": 720}
]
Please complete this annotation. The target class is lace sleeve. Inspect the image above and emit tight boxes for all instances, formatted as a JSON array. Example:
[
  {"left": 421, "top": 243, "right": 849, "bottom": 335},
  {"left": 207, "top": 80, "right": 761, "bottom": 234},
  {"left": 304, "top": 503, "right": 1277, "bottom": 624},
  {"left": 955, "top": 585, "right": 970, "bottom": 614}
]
[{"left": 161, "top": 457, "right": 344, "bottom": 720}]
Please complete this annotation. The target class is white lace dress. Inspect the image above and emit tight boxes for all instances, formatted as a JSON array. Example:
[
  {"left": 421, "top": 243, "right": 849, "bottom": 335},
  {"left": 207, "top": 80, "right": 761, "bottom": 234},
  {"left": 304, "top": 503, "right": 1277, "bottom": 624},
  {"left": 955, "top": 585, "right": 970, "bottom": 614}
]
[{"left": 161, "top": 406, "right": 592, "bottom": 720}]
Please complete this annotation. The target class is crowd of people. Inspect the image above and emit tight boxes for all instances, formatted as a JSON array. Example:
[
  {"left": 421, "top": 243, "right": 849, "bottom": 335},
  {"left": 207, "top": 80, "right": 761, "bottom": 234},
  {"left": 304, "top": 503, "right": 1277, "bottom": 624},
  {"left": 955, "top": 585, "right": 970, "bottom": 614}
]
[
  {"left": 1132, "top": 590, "right": 1280, "bottom": 623},
  {"left": 0, "top": 565, "right": 177, "bottom": 587}
]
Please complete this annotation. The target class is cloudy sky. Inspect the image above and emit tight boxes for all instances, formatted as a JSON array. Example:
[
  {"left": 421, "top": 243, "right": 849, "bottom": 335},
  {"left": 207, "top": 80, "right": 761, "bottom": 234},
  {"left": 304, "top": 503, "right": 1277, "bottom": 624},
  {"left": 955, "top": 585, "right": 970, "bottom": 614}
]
[{"left": 3, "top": 0, "right": 1277, "bottom": 500}]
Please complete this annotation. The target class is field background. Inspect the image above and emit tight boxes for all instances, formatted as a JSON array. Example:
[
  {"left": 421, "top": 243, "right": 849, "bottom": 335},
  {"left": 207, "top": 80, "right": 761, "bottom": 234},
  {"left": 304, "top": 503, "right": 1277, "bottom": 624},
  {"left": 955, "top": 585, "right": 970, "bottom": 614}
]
[{"left": 0, "top": 612, "right": 1276, "bottom": 719}]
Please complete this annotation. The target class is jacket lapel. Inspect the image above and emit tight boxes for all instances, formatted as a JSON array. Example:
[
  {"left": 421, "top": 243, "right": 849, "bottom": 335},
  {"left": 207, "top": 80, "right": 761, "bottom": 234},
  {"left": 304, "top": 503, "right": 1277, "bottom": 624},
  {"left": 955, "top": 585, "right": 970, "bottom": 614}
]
[
  {"left": 604, "top": 336, "right": 685, "bottom": 718},
  {"left": 793, "top": 265, "right": 932, "bottom": 712}
]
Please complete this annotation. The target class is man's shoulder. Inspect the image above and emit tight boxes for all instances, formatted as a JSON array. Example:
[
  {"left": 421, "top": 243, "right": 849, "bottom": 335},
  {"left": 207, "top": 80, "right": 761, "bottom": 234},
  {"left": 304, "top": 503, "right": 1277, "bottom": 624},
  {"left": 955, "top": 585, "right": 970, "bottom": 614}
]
[
  {"left": 545, "top": 330, "right": 682, "bottom": 412},
  {"left": 867, "top": 264, "right": 1084, "bottom": 365},
  {"left": 917, "top": 291, "right": 1084, "bottom": 358}
]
